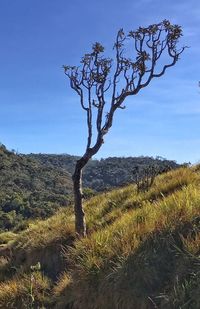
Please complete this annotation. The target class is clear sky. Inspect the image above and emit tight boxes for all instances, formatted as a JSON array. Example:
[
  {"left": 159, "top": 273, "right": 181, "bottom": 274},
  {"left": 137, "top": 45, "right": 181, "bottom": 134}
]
[{"left": 0, "top": 0, "right": 199, "bottom": 163}]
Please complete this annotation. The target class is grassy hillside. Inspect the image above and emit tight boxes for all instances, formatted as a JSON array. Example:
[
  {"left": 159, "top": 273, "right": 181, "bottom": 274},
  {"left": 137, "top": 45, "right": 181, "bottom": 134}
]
[
  {"left": 0, "top": 143, "right": 180, "bottom": 232},
  {"left": 0, "top": 166, "right": 199, "bottom": 308},
  {"left": 0, "top": 144, "right": 72, "bottom": 231}
]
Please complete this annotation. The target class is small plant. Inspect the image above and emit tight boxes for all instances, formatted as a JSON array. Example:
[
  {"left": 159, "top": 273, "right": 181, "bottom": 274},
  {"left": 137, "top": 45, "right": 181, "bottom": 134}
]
[
  {"left": 133, "top": 165, "right": 159, "bottom": 193},
  {"left": 82, "top": 187, "right": 96, "bottom": 199},
  {"left": 29, "top": 262, "right": 41, "bottom": 308}
]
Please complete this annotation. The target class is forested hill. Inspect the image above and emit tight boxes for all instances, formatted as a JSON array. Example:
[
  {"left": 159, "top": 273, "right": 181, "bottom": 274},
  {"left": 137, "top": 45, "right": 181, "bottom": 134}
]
[
  {"left": 27, "top": 153, "right": 180, "bottom": 191},
  {"left": 0, "top": 144, "right": 72, "bottom": 231}
]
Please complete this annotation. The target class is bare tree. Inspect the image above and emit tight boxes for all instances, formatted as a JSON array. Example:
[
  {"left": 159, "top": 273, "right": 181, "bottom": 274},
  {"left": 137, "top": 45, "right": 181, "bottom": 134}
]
[
  {"left": 132, "top": 165, "right": 159, "bottom": 193},
  {"left": 63, "top": 20, "right": 185, "bottom": 237}
]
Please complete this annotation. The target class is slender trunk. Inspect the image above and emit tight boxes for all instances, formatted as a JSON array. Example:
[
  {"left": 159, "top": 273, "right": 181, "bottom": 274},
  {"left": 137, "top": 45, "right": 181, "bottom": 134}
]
[
  {"left": 72, "top": 158, "right": 88, "bottom": 237},
  {"left": 72, "top": 136, "right": 104, "bottom": 237}
]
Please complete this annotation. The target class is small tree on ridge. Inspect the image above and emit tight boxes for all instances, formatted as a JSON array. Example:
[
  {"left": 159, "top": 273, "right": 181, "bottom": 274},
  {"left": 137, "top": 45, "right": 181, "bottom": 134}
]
[{"left": 63, "top": 20, "right": 185, "bottom": 237}]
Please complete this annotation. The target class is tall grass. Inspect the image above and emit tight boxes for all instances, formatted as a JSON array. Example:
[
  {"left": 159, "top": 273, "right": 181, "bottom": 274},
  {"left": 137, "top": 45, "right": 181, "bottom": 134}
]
[
  {"left": 0, "top": 271, "right": 51, "bottom": 308},
  {"left": 55, "top": 180, "right": 200, "bottom": 308},
  {"left": 0, "top": 167, "right": 199, "bottom": 308}
]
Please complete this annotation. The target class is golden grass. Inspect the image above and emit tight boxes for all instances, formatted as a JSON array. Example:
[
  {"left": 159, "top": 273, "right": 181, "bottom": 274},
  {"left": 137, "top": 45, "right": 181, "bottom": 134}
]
[
  {"left": 8, "top": 167, "right": 196, "bottom": 254},
  {"left": 85, "top": 167, "right": 197, "bottom": 231},
  {"left": 0, "top": 166, "right": 199, "bottom": 308},
  {"left": 0, "top": 232, "right": 17, "bottom": 245},
  {"left": 13, "top": 207, "right": 75, "bottom": 251},
  {"left": 53, "top": 271, "right": 72, "bottom": 296},
  {"left": 68, "top": 184, "right": 200, "bottom": 278},
  {"left": 181, "top": 232, "right": 200, "bottom": 255},
  {"left": 0, "top": 271, "right": 51, "bottom": 308},
  {"left": 54, "top": 169, "right": 200, "bottom": 308}
]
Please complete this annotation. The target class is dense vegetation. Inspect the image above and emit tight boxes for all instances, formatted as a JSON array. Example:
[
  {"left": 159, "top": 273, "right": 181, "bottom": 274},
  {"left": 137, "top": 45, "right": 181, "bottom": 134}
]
[
  {"left": 0, "top": 166, "right": 199, "bottom": 308},
  {"left": 27, "top": 153, "right": 180, "bottom": 191},
  {"left": 0, "top": 144, "right": 72, "bottom": 231}
]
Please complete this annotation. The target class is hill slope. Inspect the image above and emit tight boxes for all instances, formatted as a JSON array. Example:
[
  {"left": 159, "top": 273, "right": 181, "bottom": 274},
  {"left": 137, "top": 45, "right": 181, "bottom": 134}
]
[
  {"left": 0, "top": 144, "right": 72, "bottom": 231},
  {"left": 0, "top": 144, "right": 180, "bottom": 232},
  {"left": 0, "top": 166, "right": 199, "bottom": 308}
]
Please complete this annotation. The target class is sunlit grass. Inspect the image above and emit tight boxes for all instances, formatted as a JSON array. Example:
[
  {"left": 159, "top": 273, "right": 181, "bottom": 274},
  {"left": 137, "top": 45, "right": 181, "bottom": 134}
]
[
  {"left": 85, "top": 167, "right": 196, "bottom": 231},
  {"left": 69, "top": 184, "right": 200, "bottom": 277},
  {"left": 0, "top": 232, "right": 17, "bottom": 245},
  {"left": 13, "top": 207, "right": 75, "bottom": 251},
  {"left": 55, "top": 176, "right": 200, "bottom": 308},
  {"left": 0, "top": 166, "right": 199, "bottom": 308},
  {"left": 0, "top": 271, "right": 51, "bottom": 309}
]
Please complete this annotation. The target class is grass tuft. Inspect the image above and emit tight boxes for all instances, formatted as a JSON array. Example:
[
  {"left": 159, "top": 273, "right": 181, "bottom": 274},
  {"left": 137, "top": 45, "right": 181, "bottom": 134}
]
[{"left": 0, "top": 271, "right": 51, "bottom": 308}]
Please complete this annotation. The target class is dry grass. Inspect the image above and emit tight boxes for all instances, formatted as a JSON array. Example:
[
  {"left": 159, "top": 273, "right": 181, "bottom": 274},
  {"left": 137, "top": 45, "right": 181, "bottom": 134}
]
[
  {"left": 0, "top": 166, "right": 199, "bottom": 308},
  {"left": 85, "top": 167, "right": 197, "bottom": 231},
  {"left": 0, "top": 271, "right": 51, "bottom": 308},
  {"left": 7, "top": 167, "right": 196, "bottom": 253},
  {"left": 68, "top": 184, "right": 200, "bottom": 277},
  {"left": 13, "top": 207, "right": 75, "bottom": 251},
  {"left": 0, "top": 232, "right": 17, "bottom": 245},
  {"left": 0, "top": 207, "right": 76, "bottom": 282},
  {"left": 54, "top": 168, "right": 200, "bottom": 308}
]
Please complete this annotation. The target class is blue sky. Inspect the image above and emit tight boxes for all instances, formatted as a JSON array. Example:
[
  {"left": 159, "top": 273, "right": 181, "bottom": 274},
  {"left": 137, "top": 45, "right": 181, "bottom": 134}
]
[{"left": 0, "top": 0, "right": 199, "bottom": 163}]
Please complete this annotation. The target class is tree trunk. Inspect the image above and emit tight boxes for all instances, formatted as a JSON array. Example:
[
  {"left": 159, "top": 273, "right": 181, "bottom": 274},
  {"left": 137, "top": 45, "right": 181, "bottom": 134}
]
[
  {"left": 72, "top": 137, "right": 104, "bottom": 237},
  {"left": 72, "top": 158, "right": 87, "bottom": 237}
]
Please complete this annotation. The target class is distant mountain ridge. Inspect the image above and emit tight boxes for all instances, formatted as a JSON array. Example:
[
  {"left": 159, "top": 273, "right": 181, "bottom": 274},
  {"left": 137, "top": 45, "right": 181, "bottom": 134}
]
[{"left": 26, "top": 153, "right": 180, "bottom": 191}]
